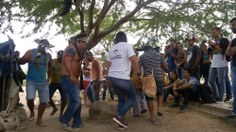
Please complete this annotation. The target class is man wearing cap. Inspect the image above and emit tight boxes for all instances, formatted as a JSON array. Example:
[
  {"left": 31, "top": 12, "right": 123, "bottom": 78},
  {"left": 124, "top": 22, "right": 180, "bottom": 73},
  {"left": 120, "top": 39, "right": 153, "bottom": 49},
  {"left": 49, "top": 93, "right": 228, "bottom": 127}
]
[
  {"left": 19, "top": 39, "right": 53, "bottom": 126},
  {"left": 59, "top": 33, "right": 87, "bottom": 130},
  {"left": 186, "top": 36, "right": 201, "bottom": 79}
]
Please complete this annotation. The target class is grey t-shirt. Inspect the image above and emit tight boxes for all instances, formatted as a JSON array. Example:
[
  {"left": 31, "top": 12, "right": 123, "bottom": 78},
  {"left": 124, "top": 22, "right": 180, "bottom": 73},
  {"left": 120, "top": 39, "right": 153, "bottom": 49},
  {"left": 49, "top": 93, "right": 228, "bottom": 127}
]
[
  {"left": 181, "top": 76, "right": 199, "bottom": 92},
  {"left": 187, "top": 45, "right": 201, "bottom": 68}
]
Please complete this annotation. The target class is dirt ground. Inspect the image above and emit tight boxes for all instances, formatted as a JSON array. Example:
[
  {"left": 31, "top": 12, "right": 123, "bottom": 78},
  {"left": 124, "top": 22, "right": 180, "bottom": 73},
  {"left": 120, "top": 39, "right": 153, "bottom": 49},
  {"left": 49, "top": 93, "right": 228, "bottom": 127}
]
[{"left": 19, "top": 90, "right": 236, "bottom": 132}]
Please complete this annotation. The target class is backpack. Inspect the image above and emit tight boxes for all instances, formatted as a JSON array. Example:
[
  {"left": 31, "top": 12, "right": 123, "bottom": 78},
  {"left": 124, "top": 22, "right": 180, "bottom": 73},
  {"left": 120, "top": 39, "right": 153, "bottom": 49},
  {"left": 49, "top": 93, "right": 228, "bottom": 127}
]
[
  {"left": 199, "top": 83, "right": 216, "bottom": 103},
  {"left": 219, "top": 38, "right": 230, "bottom": 62}
]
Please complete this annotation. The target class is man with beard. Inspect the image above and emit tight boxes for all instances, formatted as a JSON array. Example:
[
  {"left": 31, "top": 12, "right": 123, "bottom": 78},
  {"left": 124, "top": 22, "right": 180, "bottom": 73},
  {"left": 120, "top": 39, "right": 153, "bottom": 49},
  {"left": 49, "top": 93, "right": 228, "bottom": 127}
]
[{"left": 226, "top": 17, "right": 236, "bottom": 118}]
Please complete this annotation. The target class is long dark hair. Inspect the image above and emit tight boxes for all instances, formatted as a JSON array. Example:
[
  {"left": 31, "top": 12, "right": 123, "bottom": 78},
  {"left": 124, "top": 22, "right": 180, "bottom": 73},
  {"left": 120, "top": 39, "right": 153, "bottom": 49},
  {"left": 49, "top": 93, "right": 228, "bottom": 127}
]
[{"left": 114, "top": 31, "right": 127, "bottom": 44}]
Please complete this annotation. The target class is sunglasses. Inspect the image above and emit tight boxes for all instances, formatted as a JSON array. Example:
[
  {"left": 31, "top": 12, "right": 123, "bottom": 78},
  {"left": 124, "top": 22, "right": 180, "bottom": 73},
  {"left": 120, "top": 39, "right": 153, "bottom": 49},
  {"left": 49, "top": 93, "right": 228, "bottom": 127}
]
[{"left": 77, "top": 40, "right": 87, "bottom": 43}]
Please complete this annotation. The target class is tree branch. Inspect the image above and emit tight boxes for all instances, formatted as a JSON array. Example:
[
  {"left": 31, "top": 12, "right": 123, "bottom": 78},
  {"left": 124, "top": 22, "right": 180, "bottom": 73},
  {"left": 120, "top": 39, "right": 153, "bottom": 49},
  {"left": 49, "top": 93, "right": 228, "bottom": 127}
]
[
  {"left": 1, "top": 0, "right": 16, "bottom": 17},
  {"left": 94, "top": 0, "right": 117, "bottom": 36},
  {"left": 75, "top": 0, "right": 85, "bottom": 32},
  {"left": 100, "top": 0, "right": 156, "bottom": 38},
  {"left": 87, "top": 0, "right": 96, "bottom": 34}
]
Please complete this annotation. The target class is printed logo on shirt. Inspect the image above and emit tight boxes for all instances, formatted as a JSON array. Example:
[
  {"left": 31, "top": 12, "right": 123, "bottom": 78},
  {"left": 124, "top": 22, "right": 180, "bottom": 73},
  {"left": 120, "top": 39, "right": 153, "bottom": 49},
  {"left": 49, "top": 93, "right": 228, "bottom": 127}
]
[{"left": 111, "top": 49, "right": 122, "bottom": 60}]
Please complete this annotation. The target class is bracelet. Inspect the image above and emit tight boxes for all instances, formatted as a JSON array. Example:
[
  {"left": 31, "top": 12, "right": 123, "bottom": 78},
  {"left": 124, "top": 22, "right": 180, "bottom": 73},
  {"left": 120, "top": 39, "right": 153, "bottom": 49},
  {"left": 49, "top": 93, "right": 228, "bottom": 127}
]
[{"left": 137, "top": 72, "right": 141, "bottom": 76}]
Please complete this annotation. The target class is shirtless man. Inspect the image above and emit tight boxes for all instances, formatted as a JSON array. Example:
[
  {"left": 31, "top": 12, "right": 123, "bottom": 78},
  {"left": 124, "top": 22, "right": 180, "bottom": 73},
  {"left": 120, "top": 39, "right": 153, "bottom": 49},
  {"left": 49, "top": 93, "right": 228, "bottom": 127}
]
[
  {"left": 19, "top": 39, "right": 53, "bottom": 126},
  {"left": 85, "top": 51, "right": 103, "bottom": 103},
  {"left": 59, "top": 33, "right": 87, "bottom": 130}
]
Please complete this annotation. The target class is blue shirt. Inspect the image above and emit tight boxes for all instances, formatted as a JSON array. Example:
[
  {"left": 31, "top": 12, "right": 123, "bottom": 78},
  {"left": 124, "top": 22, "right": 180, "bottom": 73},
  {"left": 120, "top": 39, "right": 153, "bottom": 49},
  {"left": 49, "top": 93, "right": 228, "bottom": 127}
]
[{"left": 27, "top": 49, "right": 49, "bottom": 83}]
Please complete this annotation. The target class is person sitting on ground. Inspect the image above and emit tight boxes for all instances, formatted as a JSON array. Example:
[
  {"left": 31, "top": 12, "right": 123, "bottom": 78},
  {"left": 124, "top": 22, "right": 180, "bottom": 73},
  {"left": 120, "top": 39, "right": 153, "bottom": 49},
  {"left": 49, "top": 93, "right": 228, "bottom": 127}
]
[
  {"left": 163, "top": 70, "right": 181, "bottom": 106},
  {"left": 172, "top": 68, "right": 199, "bottom": 112},
  {"left": 48, "top": 50, "right": 67, "bottom": 117}
]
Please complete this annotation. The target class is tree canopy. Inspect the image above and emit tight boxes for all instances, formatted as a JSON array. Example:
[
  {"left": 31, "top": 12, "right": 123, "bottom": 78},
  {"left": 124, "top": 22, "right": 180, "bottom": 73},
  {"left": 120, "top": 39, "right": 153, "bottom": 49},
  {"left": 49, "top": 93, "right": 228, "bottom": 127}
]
[{"left": 1, "top": 0, "right": 236, "bottom": 51}]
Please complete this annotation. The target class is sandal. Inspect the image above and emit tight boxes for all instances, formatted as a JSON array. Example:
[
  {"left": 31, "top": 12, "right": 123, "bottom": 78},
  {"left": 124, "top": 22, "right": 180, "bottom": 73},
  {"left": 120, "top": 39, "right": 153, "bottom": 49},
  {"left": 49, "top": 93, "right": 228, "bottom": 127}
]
[{"left": 37, "top": 122, "right": 48, "bottom": 127}]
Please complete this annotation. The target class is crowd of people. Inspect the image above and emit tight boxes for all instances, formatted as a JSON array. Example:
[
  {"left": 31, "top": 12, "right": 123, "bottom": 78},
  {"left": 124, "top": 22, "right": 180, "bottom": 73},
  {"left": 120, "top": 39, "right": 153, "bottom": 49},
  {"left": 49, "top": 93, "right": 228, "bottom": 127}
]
[{"left": 17, "top": 17, "right": 236, "bottom": 131}]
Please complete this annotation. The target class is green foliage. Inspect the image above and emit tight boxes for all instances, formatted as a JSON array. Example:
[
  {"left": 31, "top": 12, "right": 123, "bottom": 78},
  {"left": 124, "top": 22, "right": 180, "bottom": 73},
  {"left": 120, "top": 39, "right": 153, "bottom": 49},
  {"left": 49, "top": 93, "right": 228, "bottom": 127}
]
[{"left": 0, "top": 0, "right": 236, "bottom": 53}]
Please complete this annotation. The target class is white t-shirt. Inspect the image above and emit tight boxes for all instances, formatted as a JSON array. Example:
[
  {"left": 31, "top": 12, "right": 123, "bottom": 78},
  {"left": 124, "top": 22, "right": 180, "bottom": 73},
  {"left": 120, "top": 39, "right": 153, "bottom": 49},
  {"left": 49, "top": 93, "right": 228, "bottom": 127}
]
[
  {"left": 107, "top": 42, "right": 135, "bottom": 80},
  {"left": 211, "top": 54, "right": 228, "bottom": 68}
]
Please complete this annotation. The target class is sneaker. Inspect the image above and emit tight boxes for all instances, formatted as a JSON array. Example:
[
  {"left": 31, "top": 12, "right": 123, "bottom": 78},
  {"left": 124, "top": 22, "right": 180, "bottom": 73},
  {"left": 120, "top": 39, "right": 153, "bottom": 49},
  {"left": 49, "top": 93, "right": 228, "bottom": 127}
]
[
  {"left": 72, "top": 124, "right": 83, "bottom": 130},
  {"left": 216, "top": 100, "right": 224, "bottom": 104},
  {"left": 179, "top": 105, "right": 188, "bottom": 112},
  {"left": 117, "top": 125, "right": 126, "bottom": 131},
  {"left": 141, "top": 109, "right": 147, "bottom": 114},
  {"left": 60, "top": 121, "right": 73, "bottom": 131},
  {"left": 112, "top": 116, "right": 128, "bottom": 128},
  {"left": 224, "top": 112, "right": 236, "bottom": 118},
  {"left": 224, "top": 96, "right": 232, "bottom": 102},
  {"left": 169, "top": 103, "right": 179, "bottom": 108}
]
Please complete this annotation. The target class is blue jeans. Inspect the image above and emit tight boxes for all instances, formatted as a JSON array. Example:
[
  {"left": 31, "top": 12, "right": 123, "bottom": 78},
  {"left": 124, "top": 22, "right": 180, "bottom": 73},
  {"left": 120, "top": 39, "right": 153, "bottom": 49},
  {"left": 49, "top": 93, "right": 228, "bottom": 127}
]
[
  {"left": 60, "top": 76, "right": 82, "bottom": 128},
  {"left": 133, "top": 90, "right": 147, "bottom": 115},
  {"left": 86, "top": 80, "right": 102, "bottom": 103},
  {"left": 102, "top": 80, "right": 114, "bottom": 101},
  {"left": 208, "top": 67, "right": 227, "bottom": 101},
  {"left": 109, "top": 77, "right": 136, "bottom": 118},
  {"left": 49, "top": 83, "right": 67, "bottom": 102},
  {"left": 225, "top": 67, "right": 232, "bottom": 98},
  {"left": 176, "top": 67, "right": 184, "bottom": 80},
  {"left": 231, "top": 66, "right": 236, "bottom": 113}
]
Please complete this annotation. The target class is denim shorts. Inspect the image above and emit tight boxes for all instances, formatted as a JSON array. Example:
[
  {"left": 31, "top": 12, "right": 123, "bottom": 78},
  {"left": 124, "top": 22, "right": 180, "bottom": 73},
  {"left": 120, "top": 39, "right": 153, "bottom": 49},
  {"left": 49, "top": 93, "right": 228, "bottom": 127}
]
[{"left": 26, "top": 80, "right": 49, "bottom": 103}]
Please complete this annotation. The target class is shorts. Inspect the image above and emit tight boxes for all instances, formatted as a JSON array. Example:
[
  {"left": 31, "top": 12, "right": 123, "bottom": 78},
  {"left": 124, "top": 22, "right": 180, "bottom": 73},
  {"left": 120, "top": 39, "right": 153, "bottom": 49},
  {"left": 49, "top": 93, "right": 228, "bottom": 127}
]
[
  {"left": 145, "top": 81, "right": 163, "bottom": 101},
  {"left": 26, "top": 80, "right": 49, "bottom": 103}
]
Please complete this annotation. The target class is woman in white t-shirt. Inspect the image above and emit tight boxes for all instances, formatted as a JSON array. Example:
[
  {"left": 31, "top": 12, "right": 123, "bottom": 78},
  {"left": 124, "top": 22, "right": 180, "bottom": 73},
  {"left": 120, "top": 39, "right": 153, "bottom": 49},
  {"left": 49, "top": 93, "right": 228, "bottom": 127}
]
[{"left": 106, "top": 31, "right": 141, "bottom": 130}]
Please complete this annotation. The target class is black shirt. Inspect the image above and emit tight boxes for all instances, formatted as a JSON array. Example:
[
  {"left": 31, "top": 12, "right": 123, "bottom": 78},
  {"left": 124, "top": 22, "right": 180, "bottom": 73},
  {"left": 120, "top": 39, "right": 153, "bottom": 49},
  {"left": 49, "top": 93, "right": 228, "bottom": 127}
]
[{"left": 231, "top": 38, "right": 236, "bottom": 67}]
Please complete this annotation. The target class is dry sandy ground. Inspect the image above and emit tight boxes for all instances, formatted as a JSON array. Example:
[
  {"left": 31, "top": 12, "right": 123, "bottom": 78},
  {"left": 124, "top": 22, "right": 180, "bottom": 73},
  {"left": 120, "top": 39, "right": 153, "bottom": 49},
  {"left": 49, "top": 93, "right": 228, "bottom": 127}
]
[{"left": 19, "top": 90, "right": 236, "bottom": 132}]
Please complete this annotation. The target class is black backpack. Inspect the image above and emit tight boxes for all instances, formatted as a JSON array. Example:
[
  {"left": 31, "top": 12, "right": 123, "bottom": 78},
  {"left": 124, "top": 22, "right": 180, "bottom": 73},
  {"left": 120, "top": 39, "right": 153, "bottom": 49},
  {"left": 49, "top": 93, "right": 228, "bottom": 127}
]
[
  {"left": 199, "top": 83, "right": 216, "bottom": 103},
  {"left": 219, "top": 38, "right": 231, "bottom": 62}
]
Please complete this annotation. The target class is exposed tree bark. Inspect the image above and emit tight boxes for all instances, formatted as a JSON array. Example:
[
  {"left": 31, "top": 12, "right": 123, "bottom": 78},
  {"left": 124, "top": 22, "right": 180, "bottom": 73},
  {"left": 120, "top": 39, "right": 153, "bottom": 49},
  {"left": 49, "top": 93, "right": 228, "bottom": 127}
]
[
  {"left": 75, "top": 0, "right": 85, "bottom": 33},
  {"left": 87, "top": 0, "right": 96, "bottom": 34},
  {"left": 86, "top": 0, "right": 156, "bottom": 50}
]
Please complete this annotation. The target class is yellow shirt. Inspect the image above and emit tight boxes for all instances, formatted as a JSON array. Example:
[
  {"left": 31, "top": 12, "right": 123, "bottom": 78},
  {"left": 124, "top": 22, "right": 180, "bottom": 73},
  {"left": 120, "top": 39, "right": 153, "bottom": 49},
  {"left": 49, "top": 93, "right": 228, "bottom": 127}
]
[{"left": 50, "top": 59, "right": 62, "bottom": 83}]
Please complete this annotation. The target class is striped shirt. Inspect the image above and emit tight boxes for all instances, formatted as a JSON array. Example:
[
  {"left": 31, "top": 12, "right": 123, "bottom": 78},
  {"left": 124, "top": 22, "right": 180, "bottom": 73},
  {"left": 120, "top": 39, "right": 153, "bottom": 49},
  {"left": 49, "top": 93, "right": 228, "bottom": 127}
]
[{"left": 139, "top": 50, "right": 164, "bottom": 81}]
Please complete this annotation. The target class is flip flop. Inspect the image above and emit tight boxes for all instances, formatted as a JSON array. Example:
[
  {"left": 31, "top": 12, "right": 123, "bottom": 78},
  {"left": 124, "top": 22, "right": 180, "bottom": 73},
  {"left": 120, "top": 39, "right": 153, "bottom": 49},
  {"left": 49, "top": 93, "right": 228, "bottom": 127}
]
[
  {"left": 37, "top": 122, "right": 48, "bottom": 127},
  {"left": 148, "top": 118, "right": 161, "bottom": 126}
]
